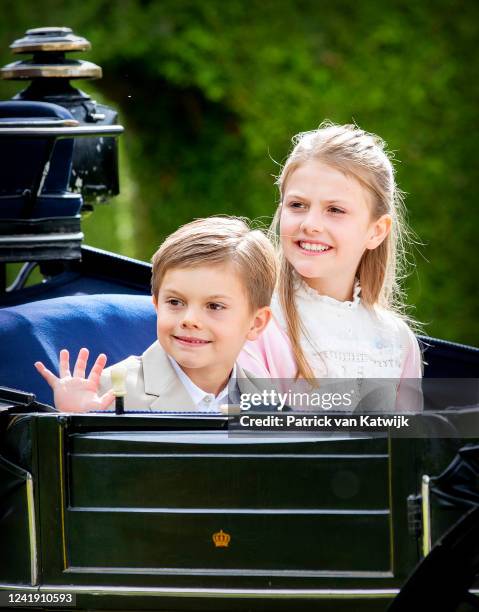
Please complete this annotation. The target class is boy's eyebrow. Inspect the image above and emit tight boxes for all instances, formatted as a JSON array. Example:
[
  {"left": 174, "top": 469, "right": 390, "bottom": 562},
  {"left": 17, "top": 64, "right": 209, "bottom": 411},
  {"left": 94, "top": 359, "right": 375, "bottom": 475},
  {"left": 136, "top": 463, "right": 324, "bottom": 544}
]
[
  {"left": 206, "top": 294, "right": 234, "bottom": 301},
  {"left": 160, "top": 287, "right": 233, "bottom": 301},
  {"left": 160, "top": 286, "right": 185, "bottom": 297}
]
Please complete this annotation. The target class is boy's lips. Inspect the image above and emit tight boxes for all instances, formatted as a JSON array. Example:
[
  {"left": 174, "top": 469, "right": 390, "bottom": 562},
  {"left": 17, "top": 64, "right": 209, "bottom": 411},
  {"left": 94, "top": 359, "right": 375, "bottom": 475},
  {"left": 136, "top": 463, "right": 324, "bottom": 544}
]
[
  {"left": 172, "top": 335, "right": 212, "bottom": 346},
  {"left": 296, "top": 240, "right": 333, "bottom": 255}
]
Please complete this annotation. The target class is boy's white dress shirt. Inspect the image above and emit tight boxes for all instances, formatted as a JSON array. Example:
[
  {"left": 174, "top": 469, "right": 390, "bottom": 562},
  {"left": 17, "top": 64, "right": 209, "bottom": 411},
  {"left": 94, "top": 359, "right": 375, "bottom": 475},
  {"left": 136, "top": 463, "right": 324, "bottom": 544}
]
[{"left": 167, "top": 355, "right": 235, "bottom": 412}]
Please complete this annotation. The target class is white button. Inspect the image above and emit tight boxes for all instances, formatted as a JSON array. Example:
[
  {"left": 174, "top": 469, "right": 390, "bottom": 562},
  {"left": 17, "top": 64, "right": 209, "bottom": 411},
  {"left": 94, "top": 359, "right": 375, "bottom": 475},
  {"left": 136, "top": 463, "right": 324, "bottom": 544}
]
[{"left": 204, "top": 395, "right": 212, "bottom": 403}]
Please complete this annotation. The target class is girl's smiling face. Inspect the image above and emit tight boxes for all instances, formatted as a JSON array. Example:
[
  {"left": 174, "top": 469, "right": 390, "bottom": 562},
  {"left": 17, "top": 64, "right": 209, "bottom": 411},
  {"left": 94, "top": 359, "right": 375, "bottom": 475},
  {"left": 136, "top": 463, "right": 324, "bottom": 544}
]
[{"left": 280, "top": 160, "right": 391, "bottom": 301}]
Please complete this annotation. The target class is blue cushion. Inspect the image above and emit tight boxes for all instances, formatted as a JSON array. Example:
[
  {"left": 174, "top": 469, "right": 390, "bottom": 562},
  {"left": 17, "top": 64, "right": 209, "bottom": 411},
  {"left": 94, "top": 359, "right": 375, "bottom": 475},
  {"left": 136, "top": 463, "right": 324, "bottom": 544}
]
[
  {"left": 0, "top": 294, "right": 156, "bottom": 405},
  {"left": 0, "top": 269, "right": 150, "bottom": 307}
]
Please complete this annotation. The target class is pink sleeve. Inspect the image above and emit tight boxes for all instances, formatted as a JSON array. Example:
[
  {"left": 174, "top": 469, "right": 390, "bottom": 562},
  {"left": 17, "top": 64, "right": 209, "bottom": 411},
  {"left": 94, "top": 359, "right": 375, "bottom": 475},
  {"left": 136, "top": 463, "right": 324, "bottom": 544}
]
[
  {"left": 238, "top": 316, "right": 297, "bottom": 379},
  {"left": 396, "top": 326, "right": 423, "bottom": 412},
  {"left": 400, "top": 328, "right": 423, "bottom": 379}
]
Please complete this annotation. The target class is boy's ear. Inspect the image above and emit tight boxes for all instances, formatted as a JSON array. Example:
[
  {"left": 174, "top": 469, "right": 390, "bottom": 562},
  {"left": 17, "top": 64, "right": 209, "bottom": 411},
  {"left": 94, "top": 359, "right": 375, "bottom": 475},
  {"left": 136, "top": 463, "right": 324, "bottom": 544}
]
[
  {"left": 366, "top": 213, "right": 392, "bottom": 250},
  {"left": 152, "top": 294, "right": 158, "bottom": 311},
  {"left": 246, "top": 306, "right": 272, "bottom": 341}
]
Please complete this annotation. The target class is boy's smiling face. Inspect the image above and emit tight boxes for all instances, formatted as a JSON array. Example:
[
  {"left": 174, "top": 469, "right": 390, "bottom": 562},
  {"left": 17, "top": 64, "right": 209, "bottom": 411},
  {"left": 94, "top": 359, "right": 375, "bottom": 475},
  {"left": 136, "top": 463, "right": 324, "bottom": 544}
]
[{"left": 153, "top": 263, "right": 271, "bottom": 395}]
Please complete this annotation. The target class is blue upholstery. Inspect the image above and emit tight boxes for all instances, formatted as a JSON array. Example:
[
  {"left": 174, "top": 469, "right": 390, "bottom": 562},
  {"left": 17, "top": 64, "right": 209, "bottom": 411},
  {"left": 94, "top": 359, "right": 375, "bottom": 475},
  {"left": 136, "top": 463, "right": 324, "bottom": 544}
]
[
  {"left": 0, "top": 271, "right": 150, "bottom": 307},
  {"left": 0, "top": 294, "right": 156, "bottom": 405},
  {"left": 0, "top": 290, "right": 477, "bottom": 407},
  {"left": 0, "top": 100, "right": 82, "bottom": 218}
]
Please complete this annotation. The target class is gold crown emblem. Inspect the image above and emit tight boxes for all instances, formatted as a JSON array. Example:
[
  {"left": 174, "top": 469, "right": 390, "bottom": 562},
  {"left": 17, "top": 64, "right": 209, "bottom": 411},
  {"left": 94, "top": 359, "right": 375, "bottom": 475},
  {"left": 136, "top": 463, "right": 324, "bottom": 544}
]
[{"left": 212, "top": 529, "right": 231, "bottom": 548}]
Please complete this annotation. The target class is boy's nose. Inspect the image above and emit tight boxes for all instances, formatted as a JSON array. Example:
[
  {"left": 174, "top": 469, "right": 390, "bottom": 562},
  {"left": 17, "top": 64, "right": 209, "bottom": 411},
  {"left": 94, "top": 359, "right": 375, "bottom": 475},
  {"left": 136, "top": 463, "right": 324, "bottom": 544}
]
[{"left": 180, "top": 310, "right": 201, "bottom": 329}]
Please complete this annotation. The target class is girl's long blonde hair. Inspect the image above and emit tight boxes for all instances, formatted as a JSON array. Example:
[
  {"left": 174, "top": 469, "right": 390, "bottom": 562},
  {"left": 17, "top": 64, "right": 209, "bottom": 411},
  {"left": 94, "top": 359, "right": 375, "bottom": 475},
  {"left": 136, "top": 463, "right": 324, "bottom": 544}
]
[{"left": 271, "top": 122, "right": 416, "bottom": 379}]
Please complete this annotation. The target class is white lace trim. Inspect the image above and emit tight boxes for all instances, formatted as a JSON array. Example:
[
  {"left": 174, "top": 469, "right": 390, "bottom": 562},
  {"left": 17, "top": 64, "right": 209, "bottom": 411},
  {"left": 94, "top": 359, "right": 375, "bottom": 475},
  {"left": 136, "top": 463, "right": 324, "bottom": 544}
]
[
  {"left": 295, "top": 276, "right": 362, "bottom": 309},
  {"left": 271, "top": 280, "right": 406, "bottom": 379}
]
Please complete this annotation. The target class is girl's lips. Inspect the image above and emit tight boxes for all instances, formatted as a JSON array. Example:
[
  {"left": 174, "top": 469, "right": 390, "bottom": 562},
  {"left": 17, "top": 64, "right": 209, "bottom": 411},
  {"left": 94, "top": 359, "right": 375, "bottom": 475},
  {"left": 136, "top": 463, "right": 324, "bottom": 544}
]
[
  {"left": 295, "top": 240, "right": 333, "bottom": 255},
  {"left": 172, "top": 335, "right": 212, "bottom": 346}
]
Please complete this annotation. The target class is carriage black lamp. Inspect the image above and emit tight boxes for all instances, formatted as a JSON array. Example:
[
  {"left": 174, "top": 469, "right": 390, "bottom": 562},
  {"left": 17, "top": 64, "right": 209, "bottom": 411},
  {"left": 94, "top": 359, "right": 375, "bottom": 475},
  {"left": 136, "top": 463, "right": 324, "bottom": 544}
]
[
  {"left": 1, "top": 26, "right": 120, "bottom": 208},
  {"left": 0, "top": 27, "right": 123, "bottom": 283}
]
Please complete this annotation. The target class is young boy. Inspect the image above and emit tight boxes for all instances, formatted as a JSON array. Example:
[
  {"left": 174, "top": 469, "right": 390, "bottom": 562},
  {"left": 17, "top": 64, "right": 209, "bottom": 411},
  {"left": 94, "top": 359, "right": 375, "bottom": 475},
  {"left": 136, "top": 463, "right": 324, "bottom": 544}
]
[{"left": 34, "top": 216, "right": 276, "bottom": 413}]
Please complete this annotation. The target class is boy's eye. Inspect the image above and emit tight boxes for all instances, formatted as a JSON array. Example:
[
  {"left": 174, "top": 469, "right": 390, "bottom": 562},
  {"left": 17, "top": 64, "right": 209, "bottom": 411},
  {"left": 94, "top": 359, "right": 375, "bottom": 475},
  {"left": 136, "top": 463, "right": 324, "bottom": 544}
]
[
  {"left": 328, "top": 206, "right": 345, "bottom": 214},
  {"left": 207, "top": 302, "right": 225, "bottom": 311},
  {"left": 288, "top": 201, "right": 306, "bottom": 209},
  {"left": 166, "top": 298, "right": 184, "bottom": 307}
]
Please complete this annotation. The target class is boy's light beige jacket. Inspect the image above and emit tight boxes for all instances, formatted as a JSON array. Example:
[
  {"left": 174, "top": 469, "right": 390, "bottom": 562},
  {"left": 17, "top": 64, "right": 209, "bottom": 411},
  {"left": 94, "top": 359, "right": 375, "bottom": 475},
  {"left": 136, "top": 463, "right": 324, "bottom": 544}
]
[{"left": 99, "top": 341, "right": 266, "bottom": 412}]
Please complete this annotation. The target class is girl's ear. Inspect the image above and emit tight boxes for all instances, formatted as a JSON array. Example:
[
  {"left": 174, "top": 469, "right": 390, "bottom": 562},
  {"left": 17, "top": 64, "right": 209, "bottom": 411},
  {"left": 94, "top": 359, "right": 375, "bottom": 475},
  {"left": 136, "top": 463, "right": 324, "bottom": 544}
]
[
  {"left": 246, "top": 306, "right": 272, "bottom": 341},
  {"left": 366, "top": 214, "right": 392, "bottom": 250}
]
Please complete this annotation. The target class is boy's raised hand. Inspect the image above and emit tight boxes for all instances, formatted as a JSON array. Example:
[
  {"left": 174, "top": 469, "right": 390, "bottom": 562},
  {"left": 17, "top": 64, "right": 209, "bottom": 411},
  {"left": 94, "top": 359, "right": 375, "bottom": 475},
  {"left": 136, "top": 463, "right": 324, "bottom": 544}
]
[{"left": 34, "top": 348, "right": 115, "bottom": 413}]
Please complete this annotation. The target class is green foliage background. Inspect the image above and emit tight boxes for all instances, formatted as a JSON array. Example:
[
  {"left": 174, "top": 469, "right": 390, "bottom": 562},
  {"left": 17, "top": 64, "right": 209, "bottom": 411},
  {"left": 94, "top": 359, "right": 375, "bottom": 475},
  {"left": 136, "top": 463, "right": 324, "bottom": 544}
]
[{"left": 1, "top": 0, "right": 478, "bottom": 344}]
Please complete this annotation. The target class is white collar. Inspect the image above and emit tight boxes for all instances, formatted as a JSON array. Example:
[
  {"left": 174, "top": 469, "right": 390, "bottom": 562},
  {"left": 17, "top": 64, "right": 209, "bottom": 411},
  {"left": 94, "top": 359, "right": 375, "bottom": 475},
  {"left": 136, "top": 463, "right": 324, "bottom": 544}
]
[
  {"left": 295, "top": 274, "right": 362, "bottom": 309},
  {"left": 167, "top": 355, "right": 235, "bottom": 411}
]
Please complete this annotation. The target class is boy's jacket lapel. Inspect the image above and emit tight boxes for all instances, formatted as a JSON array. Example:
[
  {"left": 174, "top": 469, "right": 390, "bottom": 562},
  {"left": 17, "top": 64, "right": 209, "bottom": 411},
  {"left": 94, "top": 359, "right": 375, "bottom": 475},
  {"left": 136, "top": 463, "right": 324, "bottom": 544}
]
[
  {"left": 142, "top": 342, "right": 265, "bottom": 411},
  {"left": 142, "top": 342, "right": 196, "bottom": 412}
]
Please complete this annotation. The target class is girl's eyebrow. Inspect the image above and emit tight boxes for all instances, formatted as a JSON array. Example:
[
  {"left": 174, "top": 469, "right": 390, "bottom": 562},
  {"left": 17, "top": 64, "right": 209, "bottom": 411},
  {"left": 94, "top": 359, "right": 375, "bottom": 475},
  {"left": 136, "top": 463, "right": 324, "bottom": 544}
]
[
  {"left": 284, "top": 191, "right": 308, "bottom": 199},
  {"left": 284, "top": 193, "right": 349, "bottom": 205}
]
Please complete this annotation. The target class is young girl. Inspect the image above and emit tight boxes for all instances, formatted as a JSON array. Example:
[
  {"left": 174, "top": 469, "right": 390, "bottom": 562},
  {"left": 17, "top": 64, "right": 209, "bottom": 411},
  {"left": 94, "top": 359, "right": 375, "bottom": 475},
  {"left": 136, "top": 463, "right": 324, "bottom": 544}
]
[{"left": 238, "top": 122, "right": 422, "bottom": 402}]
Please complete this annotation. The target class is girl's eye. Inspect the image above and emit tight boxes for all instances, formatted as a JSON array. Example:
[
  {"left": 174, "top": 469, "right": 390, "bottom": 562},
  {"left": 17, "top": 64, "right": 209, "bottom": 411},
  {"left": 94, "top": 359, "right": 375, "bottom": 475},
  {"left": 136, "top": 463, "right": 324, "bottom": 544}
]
[
  {"left": 166, "top": 298, "right": 183, "bottom": 307},
  {"left": 328, "top": 206, "right": 345, "bottom": 215},
  {"left": 288, "top": 201, "right": 306, "bottom": 209},
  {"left": 207, "top": 303, "right": 225, "bottom": 311}
]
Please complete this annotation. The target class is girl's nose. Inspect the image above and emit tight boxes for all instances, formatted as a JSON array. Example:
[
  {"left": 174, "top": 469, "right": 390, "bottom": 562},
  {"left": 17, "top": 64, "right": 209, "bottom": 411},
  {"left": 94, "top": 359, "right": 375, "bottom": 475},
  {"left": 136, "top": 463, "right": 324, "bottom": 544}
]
[{"left": 300, "top": 211, "right": 324, "bottom": 234}]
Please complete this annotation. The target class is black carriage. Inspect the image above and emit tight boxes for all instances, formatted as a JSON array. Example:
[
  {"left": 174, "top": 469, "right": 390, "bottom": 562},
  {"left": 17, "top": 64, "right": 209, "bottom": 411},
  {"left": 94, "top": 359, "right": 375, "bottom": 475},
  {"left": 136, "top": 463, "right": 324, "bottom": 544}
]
[{"left": 1, "top": 27, "right": 479, "bottom": 612}]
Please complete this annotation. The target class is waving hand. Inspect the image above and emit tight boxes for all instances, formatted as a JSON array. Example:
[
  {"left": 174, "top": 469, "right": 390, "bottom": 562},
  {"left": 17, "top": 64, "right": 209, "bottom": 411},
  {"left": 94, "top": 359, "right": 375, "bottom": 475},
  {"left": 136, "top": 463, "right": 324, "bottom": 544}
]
[{"left": 35, "top": 348, "right": 115, "bottom": 413}]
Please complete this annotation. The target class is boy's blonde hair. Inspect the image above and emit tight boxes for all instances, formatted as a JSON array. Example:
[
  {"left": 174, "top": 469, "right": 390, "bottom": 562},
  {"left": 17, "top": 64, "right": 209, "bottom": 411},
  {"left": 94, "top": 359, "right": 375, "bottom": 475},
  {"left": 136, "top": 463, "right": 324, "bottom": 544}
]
[
  {"left": 152, "top": 216, "right": 276, "bottom": 311},
  {"left": 272, "top": 121, "right": 415, "bottom": 378}
]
